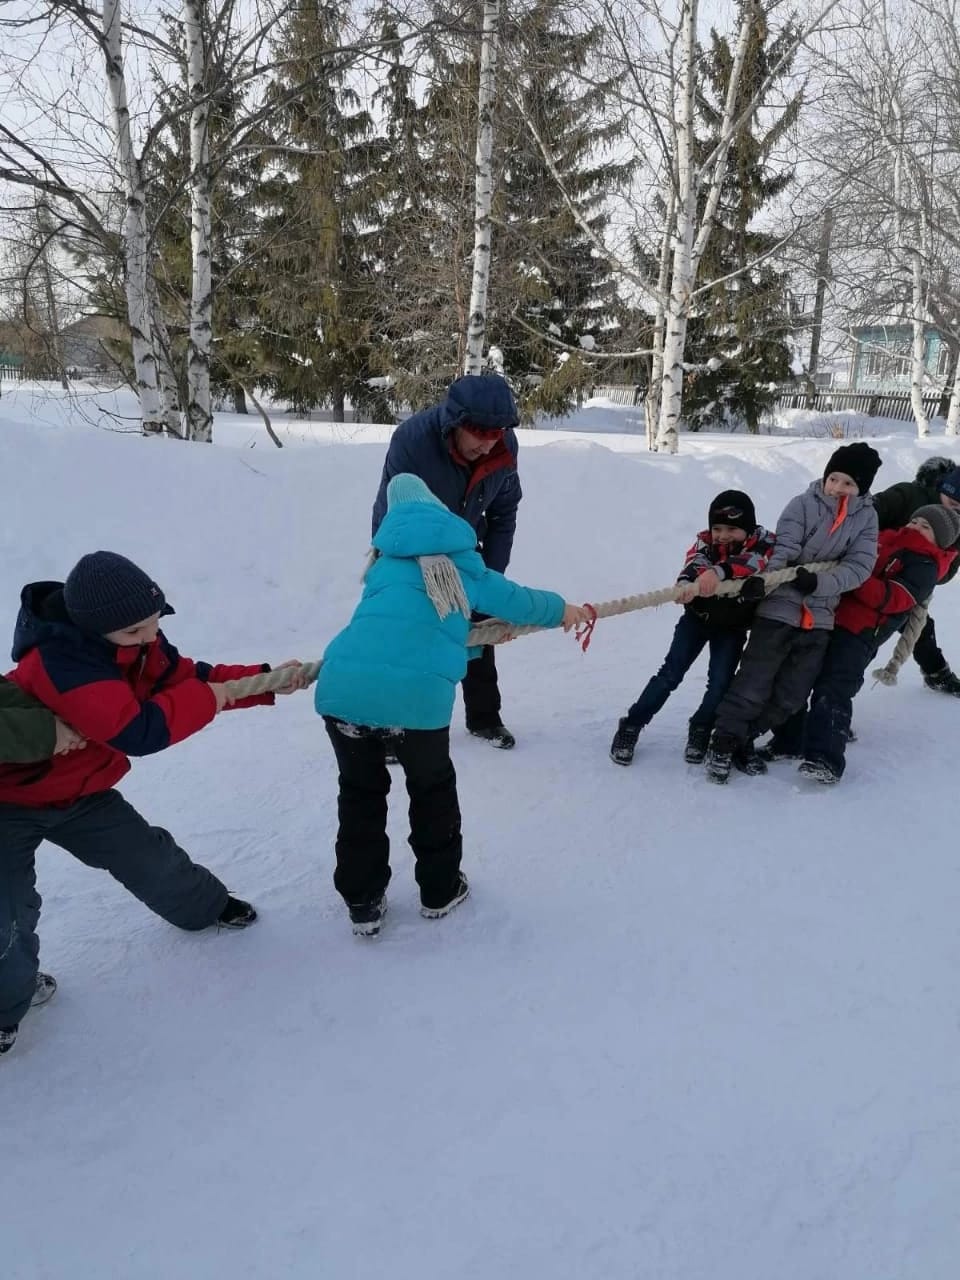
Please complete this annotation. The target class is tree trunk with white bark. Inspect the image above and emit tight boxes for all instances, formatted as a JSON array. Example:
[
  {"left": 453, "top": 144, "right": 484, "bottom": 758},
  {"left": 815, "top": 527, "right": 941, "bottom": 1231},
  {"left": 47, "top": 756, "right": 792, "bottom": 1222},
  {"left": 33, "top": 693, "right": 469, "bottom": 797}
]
[
  {"left": 946, "top": 352, "right": 960, "bottom": 436},
  {"left": 464, "top": 0, "right": 501, "bottom": 375},
  {"left": 149, "top": 271, "right": 182, "bottom": 435},
  {"left": 909, "top": 249, "right": 930, "bottom": 437},
  {"left": 183, "top": 0, "right": 214, "bottom": 442},
  {"left": 101, "top": 0, "right": 164, "bottom": 434},
  {"left": 654, "top": 0, "right": 699, "bottom": 454},
  {"left": 645, "top": 182, "right": 675, "bottom": 450},
  {"left": 654, "top": 0, "right": 754, "bottom": 453}
]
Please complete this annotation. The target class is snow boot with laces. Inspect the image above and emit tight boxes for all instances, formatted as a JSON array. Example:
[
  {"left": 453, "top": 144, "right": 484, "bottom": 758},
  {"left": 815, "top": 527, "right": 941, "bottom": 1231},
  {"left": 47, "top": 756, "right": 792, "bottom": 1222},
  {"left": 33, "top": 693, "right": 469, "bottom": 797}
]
[
  {"left": 704, "top": 731, "right": 737, "bottom": 784},
  {"left": 610, "top": 717, "right": 641, "bottom": 766},
  {"left": 683, "top": 724, "right": 711, "bottom": 764}
]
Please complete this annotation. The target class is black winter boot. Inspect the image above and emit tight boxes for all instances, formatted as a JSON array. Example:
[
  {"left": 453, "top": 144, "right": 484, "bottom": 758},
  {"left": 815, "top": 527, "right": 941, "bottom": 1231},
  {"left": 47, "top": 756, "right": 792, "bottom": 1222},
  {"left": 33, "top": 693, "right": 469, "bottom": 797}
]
[
  {"left": 610, "top": 717, "right": 641, "bottom": 766},
  {"left": 1, "top": 974, "right": 59, "bottom": 1058},
  {"left": 218, "top": 896, "right": 258, "bottom": 928},
  {"left": 704, "top": 732, "right": 737, "bottom": 784},
  {"left": 684, "top": 724, "right": 711, "bottom": 764},
  {"left": 421, "top": 873, "right": 470, "bottom": 919},
  {"left": 31, "top": 973, "right": 57, "bottom": 1008},
  {"left": 734, "top": 741, "right": 768, "bottom": 776},
  {"left": 758, "top": 740, "right": 799, "bottom": 762},
  {"left": 348, "top": 893, "right": 388, "bottom": 938},
  {"left": 798, "top": 758, "right": 840, "bottom": 785},
  {"left": 923, "top": 665, "right": 960, "bottom": 697},
  {"left": 468, "top": 723, "right": 516, "bottom": 749}
]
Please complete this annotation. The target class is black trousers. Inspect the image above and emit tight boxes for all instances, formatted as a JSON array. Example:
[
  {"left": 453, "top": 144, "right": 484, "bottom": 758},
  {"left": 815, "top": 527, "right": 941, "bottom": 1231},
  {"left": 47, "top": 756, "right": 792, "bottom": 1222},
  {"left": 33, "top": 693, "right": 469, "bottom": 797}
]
[
  {"left": 0, "top": 789, "right": 228, "bottom": 1027},
  {"left": 713, "top": 618, "right": 830, "bottom": 744},
  {"left": 802, "top": 629, "right": 878, "bottom": 777},
  {"left": 323, "top": 718, "right": 463, "bottom": 911},
  {"left": 912, "top": 614, "right": 945, "bottom": 676},
  {"left": 462, "top": 644, "right": 502, "bottom": 730}
]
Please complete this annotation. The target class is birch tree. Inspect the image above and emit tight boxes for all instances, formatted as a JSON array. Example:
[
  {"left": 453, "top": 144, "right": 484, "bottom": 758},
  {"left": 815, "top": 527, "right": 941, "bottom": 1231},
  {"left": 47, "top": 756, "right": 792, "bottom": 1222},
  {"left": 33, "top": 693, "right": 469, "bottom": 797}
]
[
  {"left": 655, "top": 0, "right": 803, "bottom": 451},
  {"left": 183, "top": 0, "right": 213, "bottom": 442},
  {"left": 102, "top": 0, "right": 165, "bottom": 433},
  {"left": 507, "top": 0, "right": 838, "bottom": 449},
  {"left": 800, "top": 0, "right": 960, "bottom": 438},
  {"left": 464, "top": 0, "right": 502, "bottom": 373}
]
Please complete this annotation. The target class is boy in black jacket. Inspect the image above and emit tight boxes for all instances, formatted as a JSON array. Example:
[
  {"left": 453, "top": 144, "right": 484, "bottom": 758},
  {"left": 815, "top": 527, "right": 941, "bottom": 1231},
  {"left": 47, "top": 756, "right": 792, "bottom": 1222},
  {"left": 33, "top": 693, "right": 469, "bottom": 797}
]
[{"left": 610, "top": 490, "right": 774, "bottom": 765}]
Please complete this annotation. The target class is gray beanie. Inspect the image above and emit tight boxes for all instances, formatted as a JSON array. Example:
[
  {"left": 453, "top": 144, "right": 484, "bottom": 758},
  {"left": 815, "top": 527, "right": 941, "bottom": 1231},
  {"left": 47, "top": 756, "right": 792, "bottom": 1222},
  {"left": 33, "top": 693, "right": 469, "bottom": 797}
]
[
  {"left": 912, "top": 504, "right": 960, "bottom": 550},
  {"left": 64, "top": 551, "right": 170, "bottom": 634}
]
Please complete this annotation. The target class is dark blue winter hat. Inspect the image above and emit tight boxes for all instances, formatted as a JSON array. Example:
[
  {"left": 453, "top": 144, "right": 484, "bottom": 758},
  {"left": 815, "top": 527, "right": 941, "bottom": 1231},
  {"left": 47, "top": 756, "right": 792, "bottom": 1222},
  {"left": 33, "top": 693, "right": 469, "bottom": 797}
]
[
  {"left": 64, "top": 551, "right": 172, "bottom": 635},
  {"left": 938, "top": 468, "right": 960, "bottom": 502}
]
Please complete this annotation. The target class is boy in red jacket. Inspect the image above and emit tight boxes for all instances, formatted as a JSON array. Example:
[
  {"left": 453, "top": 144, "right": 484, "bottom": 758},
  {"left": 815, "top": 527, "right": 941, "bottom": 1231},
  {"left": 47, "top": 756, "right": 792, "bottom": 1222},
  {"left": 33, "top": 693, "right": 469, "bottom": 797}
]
[
  {"left": 0, "top": 551, "right": 304, "bottom": 1056},
  {"left": 772, "top": 505, "right": 960, "bottom": 784}
]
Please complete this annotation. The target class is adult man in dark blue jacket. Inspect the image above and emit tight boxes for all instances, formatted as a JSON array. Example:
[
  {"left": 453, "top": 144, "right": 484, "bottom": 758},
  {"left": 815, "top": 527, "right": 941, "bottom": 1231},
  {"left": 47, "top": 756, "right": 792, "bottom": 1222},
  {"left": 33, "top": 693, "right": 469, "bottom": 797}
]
[{"left": 372, "top": 373, "right": 523, "bottom": 747}]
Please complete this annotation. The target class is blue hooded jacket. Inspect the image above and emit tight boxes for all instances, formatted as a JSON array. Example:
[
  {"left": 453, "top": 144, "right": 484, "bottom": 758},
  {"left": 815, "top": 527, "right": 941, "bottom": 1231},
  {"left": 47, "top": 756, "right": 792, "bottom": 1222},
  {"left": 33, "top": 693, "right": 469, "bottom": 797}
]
[
  {"left": 371, "top": 375, "right": 522, "bottom": 573},
  {"left": 316, "top": 500, "right": 564, "bottom": 731}
]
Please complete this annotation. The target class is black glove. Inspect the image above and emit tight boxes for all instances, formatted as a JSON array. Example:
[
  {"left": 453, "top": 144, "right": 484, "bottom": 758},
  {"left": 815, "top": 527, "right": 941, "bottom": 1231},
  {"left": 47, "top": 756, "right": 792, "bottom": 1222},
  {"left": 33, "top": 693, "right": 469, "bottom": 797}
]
[
  {"left": 739, "top": 576, "right": 766, "bottom": 603},
  {"left": 792, "top": 567, "right": 818, "bottom": 595}
]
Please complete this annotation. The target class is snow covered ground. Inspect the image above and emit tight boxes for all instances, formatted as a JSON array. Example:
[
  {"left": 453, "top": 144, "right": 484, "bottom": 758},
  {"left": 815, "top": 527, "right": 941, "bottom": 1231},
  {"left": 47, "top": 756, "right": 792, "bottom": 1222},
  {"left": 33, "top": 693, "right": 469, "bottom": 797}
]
[{"left": 3, "top": 383, "right": 959, "bottom": 1280}]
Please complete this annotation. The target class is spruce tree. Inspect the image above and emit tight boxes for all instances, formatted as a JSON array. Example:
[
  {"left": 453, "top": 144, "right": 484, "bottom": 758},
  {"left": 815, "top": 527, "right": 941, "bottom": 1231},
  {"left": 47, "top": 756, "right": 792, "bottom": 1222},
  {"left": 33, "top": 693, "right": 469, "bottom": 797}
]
[
  {"left": 366, "top": 8, "right": 459, "bottom": 412},
  {"left": 493, "top": 1, "right": 632, "bottom": 415},
  {"left": 371, "top": 1, "right": 631, "bottom": 419},
  {"left": 251, "top": 1, "right": 384, "bottom": 421}
]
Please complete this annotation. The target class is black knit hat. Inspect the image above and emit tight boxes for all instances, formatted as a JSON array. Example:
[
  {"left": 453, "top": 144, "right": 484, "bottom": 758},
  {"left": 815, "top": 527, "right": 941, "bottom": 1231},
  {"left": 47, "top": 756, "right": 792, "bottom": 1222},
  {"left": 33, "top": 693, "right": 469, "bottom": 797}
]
[
  {"left": 823, "top": 443, "right": 882, "bottom": 494},
  {"left": 64, "top": 551, "right": 171, "bottom": 635},
  {"left": 708, "top": 489, "right": 757, "bottom": 534}
]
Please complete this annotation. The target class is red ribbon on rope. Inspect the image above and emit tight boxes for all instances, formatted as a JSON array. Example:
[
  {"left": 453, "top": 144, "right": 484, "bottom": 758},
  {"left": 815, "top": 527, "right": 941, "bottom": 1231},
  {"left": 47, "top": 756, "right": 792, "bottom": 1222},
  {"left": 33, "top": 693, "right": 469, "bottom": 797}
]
[{"left": 575, "top": 604, "right": 598, "bottom": 653}]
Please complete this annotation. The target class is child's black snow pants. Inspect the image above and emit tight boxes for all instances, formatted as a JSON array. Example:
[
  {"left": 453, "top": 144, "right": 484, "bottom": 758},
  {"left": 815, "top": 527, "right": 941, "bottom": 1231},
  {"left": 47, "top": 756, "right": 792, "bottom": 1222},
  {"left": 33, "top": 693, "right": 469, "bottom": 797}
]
[{"left": 323, "top": 718, "right": 463, "bottom": 911}]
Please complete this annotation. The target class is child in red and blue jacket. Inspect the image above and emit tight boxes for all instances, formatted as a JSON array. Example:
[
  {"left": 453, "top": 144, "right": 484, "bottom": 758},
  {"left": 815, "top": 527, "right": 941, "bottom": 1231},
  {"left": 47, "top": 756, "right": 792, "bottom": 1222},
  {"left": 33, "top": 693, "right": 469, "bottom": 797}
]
[
  {"left": 769, "top": 504, "right": 960, "bottom": 783},
  {"left": 609, "top": 490, "right": 775, "bottom": 766},
  {"left": 0, "top": 551, "right": 305, "bottom": 1056}
]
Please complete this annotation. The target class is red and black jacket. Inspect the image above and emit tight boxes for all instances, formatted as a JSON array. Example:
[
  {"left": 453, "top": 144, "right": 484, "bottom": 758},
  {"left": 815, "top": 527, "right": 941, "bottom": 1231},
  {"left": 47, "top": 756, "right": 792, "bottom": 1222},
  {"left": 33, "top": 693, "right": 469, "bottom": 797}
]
[
  {"left": 0, "top": 581, "right": 273, "bottom": 808},
  {"left": 678, "top": 525, "right": 777, "bottom": 630},
  {"left": 835, "top": 527, "right": 956, "bottom": 639}
]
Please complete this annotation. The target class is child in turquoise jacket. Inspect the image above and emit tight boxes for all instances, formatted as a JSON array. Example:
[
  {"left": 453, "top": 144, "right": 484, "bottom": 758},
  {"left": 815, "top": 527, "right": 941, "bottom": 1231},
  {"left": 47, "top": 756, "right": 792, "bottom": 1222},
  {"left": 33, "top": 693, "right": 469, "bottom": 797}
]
[{"left": 315, "top": 473, "right": 587, "bottom": 936}]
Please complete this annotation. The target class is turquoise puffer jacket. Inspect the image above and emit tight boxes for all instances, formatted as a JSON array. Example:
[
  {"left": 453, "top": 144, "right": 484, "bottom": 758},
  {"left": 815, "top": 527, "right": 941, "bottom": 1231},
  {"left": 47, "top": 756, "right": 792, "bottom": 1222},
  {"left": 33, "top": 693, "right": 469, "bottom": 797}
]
[{"left": 315, "top": 503, "right": 565, "bottom": 730}]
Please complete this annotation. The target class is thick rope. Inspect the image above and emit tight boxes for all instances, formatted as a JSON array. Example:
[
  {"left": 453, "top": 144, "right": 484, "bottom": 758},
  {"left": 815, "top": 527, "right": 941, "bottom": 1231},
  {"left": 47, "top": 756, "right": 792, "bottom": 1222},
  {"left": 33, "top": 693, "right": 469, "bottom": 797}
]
[
  {"left": 219, "top": 561, "right": 839, "bottom": 701},
  {"left": 871, "top": 604, "right": 928, "bottom": 686},
  {"left": 465, "top": 560, "right": 839, "bottom": 647}
]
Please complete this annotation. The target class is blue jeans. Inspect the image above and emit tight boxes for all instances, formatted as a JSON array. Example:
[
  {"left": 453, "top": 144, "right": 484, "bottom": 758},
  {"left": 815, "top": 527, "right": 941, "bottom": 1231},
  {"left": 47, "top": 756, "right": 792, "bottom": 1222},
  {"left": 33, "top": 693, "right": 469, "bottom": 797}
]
[{"left": 626, "top": 611, "right": 746, "bottom": 731}]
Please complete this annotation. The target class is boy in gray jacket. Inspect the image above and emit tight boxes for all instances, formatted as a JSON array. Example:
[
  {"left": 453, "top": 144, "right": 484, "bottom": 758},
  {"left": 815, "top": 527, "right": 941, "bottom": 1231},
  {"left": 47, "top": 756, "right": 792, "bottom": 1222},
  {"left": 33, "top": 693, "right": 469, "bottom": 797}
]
[{"left": 704, "top": 444, "right": 881, "bottom": 783}]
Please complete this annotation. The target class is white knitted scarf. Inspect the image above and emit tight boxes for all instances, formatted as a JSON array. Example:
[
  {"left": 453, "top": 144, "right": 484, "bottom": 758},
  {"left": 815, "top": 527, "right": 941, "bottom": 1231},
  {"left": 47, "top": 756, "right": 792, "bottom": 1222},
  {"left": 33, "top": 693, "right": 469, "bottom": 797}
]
[
  {"left": 417, "top": 554, "right": 471, "bottom": 620},
  {"left": 363, "top": 549, "right": 471, "bottom": 620}
]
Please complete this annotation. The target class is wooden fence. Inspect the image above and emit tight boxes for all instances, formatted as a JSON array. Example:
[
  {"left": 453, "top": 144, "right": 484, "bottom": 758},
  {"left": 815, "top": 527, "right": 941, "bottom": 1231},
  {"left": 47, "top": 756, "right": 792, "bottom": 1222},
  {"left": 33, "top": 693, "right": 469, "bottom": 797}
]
[
  {"left": 773, "top": 388, "right": 945, "bottom": 421},
  {"left": 589, "top": 382, "right": 950, "bottom": 423},
  {"left": 591, "top": 383, "right": 642, "bottom": 406}
]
